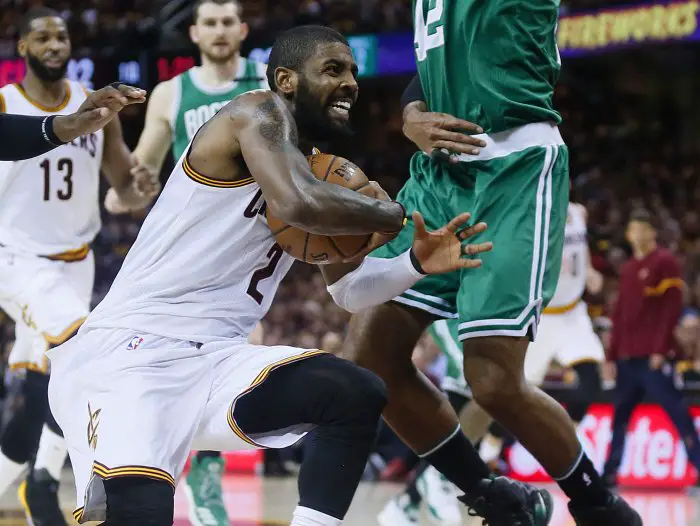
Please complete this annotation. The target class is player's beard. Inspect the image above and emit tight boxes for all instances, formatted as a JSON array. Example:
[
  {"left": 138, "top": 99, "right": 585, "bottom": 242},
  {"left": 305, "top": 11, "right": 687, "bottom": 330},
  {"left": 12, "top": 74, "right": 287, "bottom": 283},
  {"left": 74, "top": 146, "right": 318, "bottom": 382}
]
[
  {"left": 200, "top": 44, "right": 237, "bottom": 65},
  {"left": 293, "top": 78, "right": 353, "bottom": 142},
  {"left": 27, "top": 51, "right": 68, "bottom": 82}
]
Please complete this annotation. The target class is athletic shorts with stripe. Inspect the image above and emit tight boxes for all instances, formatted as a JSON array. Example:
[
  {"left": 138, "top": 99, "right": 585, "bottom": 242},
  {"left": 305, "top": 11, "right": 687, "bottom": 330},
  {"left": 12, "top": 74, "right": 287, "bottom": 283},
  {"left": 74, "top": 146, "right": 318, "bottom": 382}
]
[
  {"left": 0, "top": 246, "right": 93, "bottom": 373},
  {"left": 47, "top": 328, "right": 321, "bottom": 523},
  {"left": 372, "top": 123, "right": 569, "bottom": 341}
]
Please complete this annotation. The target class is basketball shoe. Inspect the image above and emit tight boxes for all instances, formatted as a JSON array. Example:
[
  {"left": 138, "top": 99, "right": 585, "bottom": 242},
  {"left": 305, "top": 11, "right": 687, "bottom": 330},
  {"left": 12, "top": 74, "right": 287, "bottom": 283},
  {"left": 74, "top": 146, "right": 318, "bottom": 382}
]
[
  {"left": 459, "top": 476, "right": 553, "bottom": 526},
  {"left": 568, "top": 493, "right": 643, "bottom": 526},
  {"left": 19, "top": 468, "right": 67, "bottom": 526},
  {"left": 377, "top": 493, "right": 419, "bottom": 526},
  {"left": 184, "top": 456, "right": 230, "bottom": 526},
  {"left": 416, "top": 466, "right": 462, "bottom": 525}
]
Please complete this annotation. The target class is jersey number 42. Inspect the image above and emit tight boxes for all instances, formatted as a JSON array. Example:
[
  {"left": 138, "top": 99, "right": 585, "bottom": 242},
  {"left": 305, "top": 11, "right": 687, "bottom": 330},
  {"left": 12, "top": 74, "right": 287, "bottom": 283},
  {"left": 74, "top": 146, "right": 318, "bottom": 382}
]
[{"left": 414, "top": 0, "right": 445, "bottom": 62}]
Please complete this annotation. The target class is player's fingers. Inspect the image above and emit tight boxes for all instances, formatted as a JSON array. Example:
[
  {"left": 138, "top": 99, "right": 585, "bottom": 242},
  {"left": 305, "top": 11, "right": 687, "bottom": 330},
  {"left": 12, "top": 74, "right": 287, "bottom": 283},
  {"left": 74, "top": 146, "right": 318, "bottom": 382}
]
[
  {"left": 431, "top": 128, "right": 487, "bottom": 148},
  {"left": 431, "top": 140, "right": 480, "bottom": 156},
  {"left": 458, "top": 258, "right": 483, "bottom": 269},
  {"left": 435, "top": 114, "right": 484, "bottom": 134},
  {"left": 445, "top": 212, "right": 472, "bottom": 233},
  {"left": 462, "top": 241, "right": 493, "bottom": 256},
  {"left": 457, "top": 222, "right": 487, "bottom": 240},
  {"left": 117, "top": 84, "right": 147, "bottom": 99},
  {"left": 412, "top": 211, "right": 427, "bottom": 236}
]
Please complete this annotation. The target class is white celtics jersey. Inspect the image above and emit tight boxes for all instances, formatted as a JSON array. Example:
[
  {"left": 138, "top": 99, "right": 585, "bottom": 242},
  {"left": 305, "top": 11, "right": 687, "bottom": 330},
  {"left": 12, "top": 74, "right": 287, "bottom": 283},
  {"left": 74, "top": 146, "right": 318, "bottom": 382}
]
[
  {"left": 0, "top": 80, "right": 104, "bottom": 255},
  {"left": 549, "top": 203, "right": 588, "bottom": 309},
  {"left": 85, "top": 154, "right": 295, "bottom": 343}
]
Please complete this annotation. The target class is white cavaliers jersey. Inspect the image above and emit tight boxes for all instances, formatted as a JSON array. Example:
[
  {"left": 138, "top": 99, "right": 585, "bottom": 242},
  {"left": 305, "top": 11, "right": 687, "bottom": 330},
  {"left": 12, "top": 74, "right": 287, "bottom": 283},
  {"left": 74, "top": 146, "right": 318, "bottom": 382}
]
[
  {"left": 85, "top": 154, "right": 295, "bottom": 343},
  {"left": 548, "top": 203, "right": 588, "bottom": 309},
  {"left": 0, "top": 80, "right": 104, "bottom": 255}
]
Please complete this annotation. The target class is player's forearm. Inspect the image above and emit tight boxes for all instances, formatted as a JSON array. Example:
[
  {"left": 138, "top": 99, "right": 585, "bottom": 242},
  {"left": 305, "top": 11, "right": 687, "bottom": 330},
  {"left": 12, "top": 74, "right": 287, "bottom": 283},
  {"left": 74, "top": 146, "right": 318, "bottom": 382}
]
[
  {"left": 276, "top": 177, "right": 405, "bottom": 236},
  {"left": 586, "top": 267, "right": 604, "bottom": 295},
  {"left": 0, "top": 114, "right": 66, "bottom": 160},
  {"left": 326, "top": 250, "right": 425, "bottom": 313}
]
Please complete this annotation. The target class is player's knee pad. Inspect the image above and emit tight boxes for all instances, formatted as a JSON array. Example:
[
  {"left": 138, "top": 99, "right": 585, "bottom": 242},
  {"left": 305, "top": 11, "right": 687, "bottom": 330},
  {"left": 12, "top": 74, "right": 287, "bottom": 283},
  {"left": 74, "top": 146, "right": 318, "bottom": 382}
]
[
  {"left": 568, "top": 361, "right": 602, "bottom": 423},
  {"left": 332, "top": 359, "right": 388, "bottom": 426},
  {"left": 104, "top": 477, "right": 174, "bottom": 526},
  {"left": 0, "top": 403, "right": 45, "bottom": 463}
]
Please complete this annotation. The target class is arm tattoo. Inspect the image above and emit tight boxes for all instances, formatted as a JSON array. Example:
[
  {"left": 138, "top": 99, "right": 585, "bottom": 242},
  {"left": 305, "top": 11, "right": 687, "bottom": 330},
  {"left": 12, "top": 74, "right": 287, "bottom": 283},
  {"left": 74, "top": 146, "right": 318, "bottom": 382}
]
[{"left": 253, "top": 98, "right": 299, "bottom": 153}]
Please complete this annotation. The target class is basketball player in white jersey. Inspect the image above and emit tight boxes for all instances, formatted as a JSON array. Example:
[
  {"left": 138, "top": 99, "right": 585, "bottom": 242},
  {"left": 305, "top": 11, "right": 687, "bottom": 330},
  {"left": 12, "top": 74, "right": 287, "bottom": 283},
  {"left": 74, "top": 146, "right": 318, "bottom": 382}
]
[
  {"left": 0, "top": 8, "right": 159, "bottom": 525},
  {"left": 47, "top": 26, "right": 493, "bottom": 526},
  {"left": 132, "top": 3, "right": 264, "bottom": 522}
]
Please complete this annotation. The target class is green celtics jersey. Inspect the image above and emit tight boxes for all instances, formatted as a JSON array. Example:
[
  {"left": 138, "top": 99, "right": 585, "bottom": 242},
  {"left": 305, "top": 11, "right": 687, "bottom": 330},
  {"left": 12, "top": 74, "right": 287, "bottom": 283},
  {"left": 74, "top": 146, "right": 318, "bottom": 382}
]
[
  {"left": 170, "top": 57, "right": 267, "bottom": 159},
  {"left": 413, "top": 0, "right": 562, "bottom": 133}
]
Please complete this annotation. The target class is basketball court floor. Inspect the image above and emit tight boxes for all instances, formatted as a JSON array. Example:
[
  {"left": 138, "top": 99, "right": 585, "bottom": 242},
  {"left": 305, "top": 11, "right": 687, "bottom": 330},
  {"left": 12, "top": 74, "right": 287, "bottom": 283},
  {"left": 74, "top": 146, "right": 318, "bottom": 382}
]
[{"left": 1, "top": 471, "right": 698, "bottom": 525}]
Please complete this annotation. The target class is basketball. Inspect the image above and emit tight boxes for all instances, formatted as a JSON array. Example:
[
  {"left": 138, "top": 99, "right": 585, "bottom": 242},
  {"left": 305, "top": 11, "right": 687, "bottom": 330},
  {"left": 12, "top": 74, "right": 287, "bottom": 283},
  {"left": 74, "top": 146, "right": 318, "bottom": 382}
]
[{"left": 266, "top": 154, "right": 375, "bottom": 264}]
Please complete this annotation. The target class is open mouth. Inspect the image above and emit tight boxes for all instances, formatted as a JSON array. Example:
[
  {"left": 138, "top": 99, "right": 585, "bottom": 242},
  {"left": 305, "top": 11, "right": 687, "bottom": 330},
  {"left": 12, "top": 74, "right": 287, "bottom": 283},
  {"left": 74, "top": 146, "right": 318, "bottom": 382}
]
[
  {"left": 328, "top": 100, "right": 352, "bottom": 120},
  {"left": 43, "top": 58, "right": 65, "bottom": 68}
]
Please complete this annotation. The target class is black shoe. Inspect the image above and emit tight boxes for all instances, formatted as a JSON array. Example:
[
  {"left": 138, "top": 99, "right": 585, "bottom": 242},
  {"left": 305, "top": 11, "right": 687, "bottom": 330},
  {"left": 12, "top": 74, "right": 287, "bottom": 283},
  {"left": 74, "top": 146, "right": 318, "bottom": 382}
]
[
  {"left": 19, "top": 469, "right": 67, "bottom": 526},
  {"left": 601, "top": 472, "right": 618, "bottom": 491},
  {"left": 459, "top": 476, "right": 553, "bottom": 526},
  {"left": 568, "top": 493, "right": 642, "bottom": 526}
]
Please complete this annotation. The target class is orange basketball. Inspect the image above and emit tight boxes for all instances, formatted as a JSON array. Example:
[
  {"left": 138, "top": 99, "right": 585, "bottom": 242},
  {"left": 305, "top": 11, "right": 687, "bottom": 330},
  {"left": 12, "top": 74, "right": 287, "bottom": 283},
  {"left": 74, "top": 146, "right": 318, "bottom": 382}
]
[{"left": 266, "top": 154, "right": 374, "bottom": 264}]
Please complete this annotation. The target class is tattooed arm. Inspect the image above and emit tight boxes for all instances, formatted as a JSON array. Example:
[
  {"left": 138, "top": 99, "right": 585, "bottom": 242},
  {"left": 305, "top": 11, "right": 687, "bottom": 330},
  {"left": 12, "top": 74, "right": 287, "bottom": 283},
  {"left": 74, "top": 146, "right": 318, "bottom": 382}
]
[{"left": 233, "top": 91, "right": 405, "bottom": 236}]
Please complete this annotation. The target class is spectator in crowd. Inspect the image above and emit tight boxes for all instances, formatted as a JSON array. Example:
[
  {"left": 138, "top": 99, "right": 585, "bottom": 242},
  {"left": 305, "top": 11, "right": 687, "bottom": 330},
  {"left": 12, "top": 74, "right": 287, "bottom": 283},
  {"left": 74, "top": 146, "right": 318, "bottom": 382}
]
[{"left": 602, "top": 209, "right": 700, "bottom": 491}]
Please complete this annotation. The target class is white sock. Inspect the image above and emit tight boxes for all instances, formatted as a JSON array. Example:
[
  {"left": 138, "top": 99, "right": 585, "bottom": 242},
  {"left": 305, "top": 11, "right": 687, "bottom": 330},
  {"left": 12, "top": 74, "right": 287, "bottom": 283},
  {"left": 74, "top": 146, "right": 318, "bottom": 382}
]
[
  {"left": 0, "top": 454, "right": 26, "bottom": 498},
  {"left": 290, "top": 506, "right": 342, "bottom": 526},
  {"left": 34, "top": 425, "right": 67, "bottom": 481},
  {"left": 478, "top": 434, "right": 503, "bottom": 464}
]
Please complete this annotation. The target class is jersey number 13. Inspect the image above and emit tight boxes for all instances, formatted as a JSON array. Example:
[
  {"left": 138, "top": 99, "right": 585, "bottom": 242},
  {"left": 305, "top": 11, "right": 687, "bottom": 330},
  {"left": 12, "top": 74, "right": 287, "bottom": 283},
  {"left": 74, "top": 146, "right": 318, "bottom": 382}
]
[{"left": 415, "top": 0, "right": 445, "bottom": 62}]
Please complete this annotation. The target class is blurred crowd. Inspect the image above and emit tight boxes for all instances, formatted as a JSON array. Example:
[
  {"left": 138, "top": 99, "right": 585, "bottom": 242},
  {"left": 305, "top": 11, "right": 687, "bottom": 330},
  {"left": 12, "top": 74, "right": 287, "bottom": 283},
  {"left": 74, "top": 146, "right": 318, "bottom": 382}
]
[{"left": 0, "top": 0, "right": 157, "bottom": 56}]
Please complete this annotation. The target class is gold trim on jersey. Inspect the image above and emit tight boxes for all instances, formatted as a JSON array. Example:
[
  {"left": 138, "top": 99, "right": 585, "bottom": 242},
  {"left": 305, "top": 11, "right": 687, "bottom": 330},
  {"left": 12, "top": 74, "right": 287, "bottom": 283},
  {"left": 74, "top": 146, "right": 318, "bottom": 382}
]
[
  {"left": 44, "top": 317, "right": 86, "bottom": 346},
  {"left": 92, "top": 461, "right": 176, "bottom": 487},
  {"left": 182, "top": 155, "right": 255, "bottom": 189},
  {"left": 44, "top": 243, "right": 90, "bottom": 262},
  {"left": 72, "top": 507, "right": 84, "bottom": 523},
  {"left": 227, "top": 350, "right": 327, "bottom": 447},
  {"left": 543, "top": 297, "right": 581, "bottom": 315},
  {"left": 9, "top": 359, "right": 48, "bottom": 374},
  {"left": 14, "top": 80, "right": 71, "bottom": 112},
  {"left": 0, "top": 92, "right": 5, "bottom": 113},
  {"left": 644, "top": 277, "right": 685, "bottom": 297}
]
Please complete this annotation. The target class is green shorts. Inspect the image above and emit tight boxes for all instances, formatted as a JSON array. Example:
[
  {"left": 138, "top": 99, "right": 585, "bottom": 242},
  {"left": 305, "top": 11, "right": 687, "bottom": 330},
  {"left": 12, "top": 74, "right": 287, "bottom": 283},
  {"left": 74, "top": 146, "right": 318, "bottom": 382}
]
[
  {"left": 429, "top": 319, "right": 470, "bottom": 397},
  {"left": 374, "top": 138, "right": 569, "bottom": 342}
]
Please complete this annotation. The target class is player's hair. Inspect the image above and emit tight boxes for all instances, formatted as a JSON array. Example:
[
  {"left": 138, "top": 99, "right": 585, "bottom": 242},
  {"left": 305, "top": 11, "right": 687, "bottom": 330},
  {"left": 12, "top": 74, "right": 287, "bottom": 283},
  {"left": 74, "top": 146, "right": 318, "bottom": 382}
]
[
  {"left": 19, "top": 7, "right": 62, "bottom": 36},
  {"left": 629, "top": 208, "right": 657, "bottom": 229},
  {"left": 266, "top": 25, "right": 349, "bottom": 92},
  {"left": 192, "top": 0, "right": 241, "bottom": 23}
]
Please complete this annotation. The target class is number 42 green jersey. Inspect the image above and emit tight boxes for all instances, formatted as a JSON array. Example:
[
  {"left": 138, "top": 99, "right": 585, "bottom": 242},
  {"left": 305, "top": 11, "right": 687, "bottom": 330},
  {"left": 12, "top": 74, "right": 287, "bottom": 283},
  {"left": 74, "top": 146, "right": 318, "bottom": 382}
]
[{"left": 413, "top": 0, "right": 562, "bottom": 134}]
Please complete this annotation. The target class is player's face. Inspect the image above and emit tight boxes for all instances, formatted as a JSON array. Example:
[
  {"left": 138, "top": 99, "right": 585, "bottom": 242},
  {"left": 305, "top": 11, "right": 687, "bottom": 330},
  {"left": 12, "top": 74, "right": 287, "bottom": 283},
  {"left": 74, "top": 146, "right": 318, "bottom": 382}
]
[
  {"left": 19, "top": 17, "right": 71, "bottom": 82},
  {"left": 294, "top": 43, "right": 359, "bottom": 140},
  {"left": 190, "top": 2, "right": 248, "bottom": 64},
  {"left": 626, "top": 220, "right": 656, "bottom": 247}
]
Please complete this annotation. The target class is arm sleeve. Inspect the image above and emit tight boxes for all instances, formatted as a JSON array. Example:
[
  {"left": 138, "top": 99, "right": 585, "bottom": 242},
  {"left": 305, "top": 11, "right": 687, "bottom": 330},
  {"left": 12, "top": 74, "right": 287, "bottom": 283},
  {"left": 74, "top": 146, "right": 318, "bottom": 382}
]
[
  {"left": 326, "top": 249, "right": 425, "bottom": 313},
  {"left": 401, "top": 75, "right": 425, "bottom": 110},
  {"left": 647, "top": 255, "right": 685, "bottom": 358},
  {"left": 0, "top": 114, "right": 66, "bottom": 161}
]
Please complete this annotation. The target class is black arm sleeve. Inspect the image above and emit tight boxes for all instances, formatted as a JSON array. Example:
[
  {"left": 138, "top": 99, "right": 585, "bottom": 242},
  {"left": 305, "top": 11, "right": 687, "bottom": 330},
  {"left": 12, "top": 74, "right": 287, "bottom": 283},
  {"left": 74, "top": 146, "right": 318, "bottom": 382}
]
[
  {"left": 0, "top": 114, "right": 66, "bottom": 161},
  {"left": 400, "top": 75, "right": 425, "bottom": 110}
]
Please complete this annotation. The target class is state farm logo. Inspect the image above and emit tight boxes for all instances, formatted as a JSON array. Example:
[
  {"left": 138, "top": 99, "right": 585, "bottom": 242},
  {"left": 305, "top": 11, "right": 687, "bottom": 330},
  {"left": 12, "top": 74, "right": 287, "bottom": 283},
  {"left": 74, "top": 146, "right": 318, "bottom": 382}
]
[{"left": 508, "top": 404, "right": 700, "bottom": 487}]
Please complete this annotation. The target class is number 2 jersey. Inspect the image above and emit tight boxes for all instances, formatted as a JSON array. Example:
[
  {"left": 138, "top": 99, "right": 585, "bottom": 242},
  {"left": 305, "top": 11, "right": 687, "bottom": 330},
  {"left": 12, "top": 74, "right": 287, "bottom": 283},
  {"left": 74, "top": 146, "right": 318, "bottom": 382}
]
[
  {"left": 84, "top": 150, "right": 295, "bottom": 343},
  {"left": 0, "top": 80, "right": 104, "bottom": 256},
  {"left": 413, "top": 0, "right": 562, "bottom": 133}
]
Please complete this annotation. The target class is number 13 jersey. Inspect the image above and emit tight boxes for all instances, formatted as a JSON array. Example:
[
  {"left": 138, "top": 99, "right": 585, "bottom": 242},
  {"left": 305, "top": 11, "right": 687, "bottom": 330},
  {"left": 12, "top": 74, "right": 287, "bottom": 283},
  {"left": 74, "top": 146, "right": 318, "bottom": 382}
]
[
  {"left": 85, "top": 152, "right": 295, "bottom": 344},
  {"left": 0, "top": 80, "right": 104, "bottom": 256}
]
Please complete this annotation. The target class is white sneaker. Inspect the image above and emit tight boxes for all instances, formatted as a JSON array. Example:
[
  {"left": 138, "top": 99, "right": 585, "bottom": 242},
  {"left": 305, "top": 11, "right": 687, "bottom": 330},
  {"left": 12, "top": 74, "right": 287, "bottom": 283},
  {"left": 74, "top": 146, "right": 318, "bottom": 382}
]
[
  {"left": 417, "top": 466, "right": 463, "bottom": 526},
  {"left": 377, "top": 493, "right": 419, "bottom": 526}
]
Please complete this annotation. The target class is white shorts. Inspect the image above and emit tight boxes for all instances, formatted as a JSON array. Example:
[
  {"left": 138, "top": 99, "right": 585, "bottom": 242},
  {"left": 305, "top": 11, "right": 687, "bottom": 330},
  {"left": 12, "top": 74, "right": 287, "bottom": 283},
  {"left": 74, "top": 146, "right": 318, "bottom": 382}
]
[
  {"left": 525, "top": 302, "right": 605, "bottom": 385},
  {"left": 0, "top": 247, "right": 93, "bottom": 373},
  {"left": 47, "top": 327, "right": 323, "bottom": 523}
]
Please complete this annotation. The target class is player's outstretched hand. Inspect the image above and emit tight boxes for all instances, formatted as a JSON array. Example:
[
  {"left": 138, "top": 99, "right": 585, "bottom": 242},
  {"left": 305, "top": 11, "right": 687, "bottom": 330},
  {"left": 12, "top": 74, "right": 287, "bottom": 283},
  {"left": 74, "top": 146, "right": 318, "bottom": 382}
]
[
  {"left": 403, "top": 102, "right": 486, "bottom": 164},
  {"left": 411, "top": 211, "right": 492, "bottom": 274},
  {"left": 53, "top": 84, "right": 147, "bottom": 143}
]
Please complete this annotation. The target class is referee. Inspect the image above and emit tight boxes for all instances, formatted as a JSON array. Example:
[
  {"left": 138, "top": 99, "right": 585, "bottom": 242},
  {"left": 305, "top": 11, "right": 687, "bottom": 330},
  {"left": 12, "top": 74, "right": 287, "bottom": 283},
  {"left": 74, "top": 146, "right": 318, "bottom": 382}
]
[
  {"left": 602, "top": 208, "right": 700, "bottom": 490},
  {"left": 0, "top": 83, "right": 145, "bottom": 161}
]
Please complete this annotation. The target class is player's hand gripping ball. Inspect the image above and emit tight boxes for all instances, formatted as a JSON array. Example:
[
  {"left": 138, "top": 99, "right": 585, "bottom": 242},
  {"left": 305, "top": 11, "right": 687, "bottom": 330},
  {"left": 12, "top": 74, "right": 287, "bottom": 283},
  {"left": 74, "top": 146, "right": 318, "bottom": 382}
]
[{"left": 266, "top": 154, "right": 386, "bottom": 264}]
